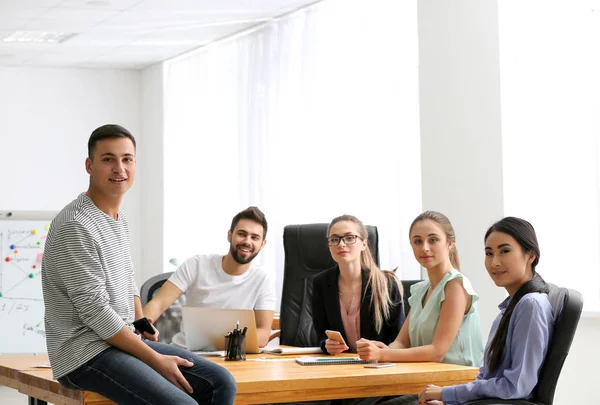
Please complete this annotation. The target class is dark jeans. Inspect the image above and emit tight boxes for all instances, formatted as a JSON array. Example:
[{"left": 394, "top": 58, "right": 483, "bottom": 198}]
[{"left": 58, "top": 341, "right": 236, "bottom": 405}]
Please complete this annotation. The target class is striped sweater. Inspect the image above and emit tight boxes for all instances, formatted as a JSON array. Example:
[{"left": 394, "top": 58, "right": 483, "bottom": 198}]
[{"left": 42, "top": 193, "right": 139, "bottom": 379}]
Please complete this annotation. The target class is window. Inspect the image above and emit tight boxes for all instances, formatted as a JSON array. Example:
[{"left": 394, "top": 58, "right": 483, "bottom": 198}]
[
  {"left": 163, "top": 0, "right": 422, "bottom": 306},
  {"left": 498, "top": 0, "right": 600, "bottom": 311}
]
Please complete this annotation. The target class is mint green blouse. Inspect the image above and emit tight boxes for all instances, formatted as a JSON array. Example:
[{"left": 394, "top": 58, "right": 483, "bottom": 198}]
[{"left": 408, "top": 269, "right": 484, "bottom": 367}]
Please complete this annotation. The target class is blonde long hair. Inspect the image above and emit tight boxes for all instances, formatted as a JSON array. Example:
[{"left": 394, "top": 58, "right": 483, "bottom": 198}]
[{"left": 328, "top": 215, "right": 403, "bottom": 333}]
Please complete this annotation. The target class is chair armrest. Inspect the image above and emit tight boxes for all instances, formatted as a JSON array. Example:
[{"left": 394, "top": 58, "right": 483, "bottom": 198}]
[{"left": 268, "top": 330, "right": 280, "bottom": 342}]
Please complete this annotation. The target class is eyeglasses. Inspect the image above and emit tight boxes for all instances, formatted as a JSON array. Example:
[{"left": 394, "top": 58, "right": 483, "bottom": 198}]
[{"left": 327, "top": 234, "right": 363, "bottom": 246}]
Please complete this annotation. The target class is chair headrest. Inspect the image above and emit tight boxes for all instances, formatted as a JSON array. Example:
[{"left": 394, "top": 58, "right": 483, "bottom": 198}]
[{"left": 283, "top": 223, "right": 380, "bottom": 272}]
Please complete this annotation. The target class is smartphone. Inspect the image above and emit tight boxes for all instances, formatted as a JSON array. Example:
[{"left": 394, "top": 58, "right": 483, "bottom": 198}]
[
  {"left": 325, "top": 330, "right": 347, "bottom": 346},
  {"left": 133, "top": 317, "right": 156, "bottom": 335},
  {"left": 364, "top": 363, "right": 396, "bottom": 368}
]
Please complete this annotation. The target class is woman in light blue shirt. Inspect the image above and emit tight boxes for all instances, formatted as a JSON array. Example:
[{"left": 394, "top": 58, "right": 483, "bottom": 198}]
[
  {"left": 419, "top": 217, "right": 553, "bottom": 405},
  {"left": 357, "top": 211, "right": 483, "bottom": 367},
  {"left": 355, "top": 211, "right": 484, "bottom": 405}
]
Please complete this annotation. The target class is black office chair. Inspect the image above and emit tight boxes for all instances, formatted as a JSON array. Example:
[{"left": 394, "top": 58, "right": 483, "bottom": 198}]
[
  {"left": 139, "top": 271, "right": 186, "bottom": 344},
  {"left": 400, "top": 279, "right": 421, "bottom": 316},
  {"left": 463, "top": 284, "right": 583, "bottom": 405},
  {"left": 279, "top": 223, "right": 380, "bottom": 347}
]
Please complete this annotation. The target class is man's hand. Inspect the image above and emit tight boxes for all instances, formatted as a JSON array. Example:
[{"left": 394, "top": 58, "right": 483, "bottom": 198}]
[
  {"left": 143, "top": 317, "right": 159, "bottom": 342},
  {"left": 356, "top": 338, "right": 387, "bottom": 361},
  {"left": 133, "top": 317, "right": 160, "bottom": 342},
  {"left": 149, "top": 354, "right": 194, "bottom": 394},
  {"left": 325, "top": 339, "right": 349, "bottom": 355},
  {"left": 419, "top": 384, "right": 443, "bottom": 404}
]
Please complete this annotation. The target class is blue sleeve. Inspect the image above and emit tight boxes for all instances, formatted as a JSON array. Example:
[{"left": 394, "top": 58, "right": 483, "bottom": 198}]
[{"left": 442, "top": 296, "right": 552, "bottom": 404}]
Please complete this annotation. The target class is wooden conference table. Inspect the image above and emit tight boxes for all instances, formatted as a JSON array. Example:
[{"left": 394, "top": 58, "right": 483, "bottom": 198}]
[{"left": 0, "top": 353, "right": 479, "bottom": 405}]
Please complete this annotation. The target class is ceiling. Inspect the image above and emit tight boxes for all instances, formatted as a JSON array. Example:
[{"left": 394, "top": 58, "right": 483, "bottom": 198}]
[{"left": 0, "top": 0, "right": 319, "bottom": 69}]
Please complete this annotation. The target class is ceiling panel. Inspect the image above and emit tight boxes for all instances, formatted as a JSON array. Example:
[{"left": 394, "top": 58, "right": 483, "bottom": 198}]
[
  {"left": 0, "top": 0, "right": 320, "bottom": 69},
  {"left": 58, "top": 0, "right": 142, "bottom": 10},
  {"left": 0, "top": 5, "right": 49, "bottom": 19},
  {"left": 0, "top": 0, "right": 62, "bottom": 6},
  {"left": 0, "top": 19, "right": 28, "bottom": 31},
  {"left": 32, "top": 7, "right": 122, "bottom": 23}
]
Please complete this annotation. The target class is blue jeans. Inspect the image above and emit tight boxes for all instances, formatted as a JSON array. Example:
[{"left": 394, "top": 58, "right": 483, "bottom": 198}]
[{"left": 58, "top": 341, "right": 236, "bottom": 405}]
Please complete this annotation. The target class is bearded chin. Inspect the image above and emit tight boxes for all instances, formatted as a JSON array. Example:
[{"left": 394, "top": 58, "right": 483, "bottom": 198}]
[{"left": 230, "top": 244, "right": 256, "bottom": 265}]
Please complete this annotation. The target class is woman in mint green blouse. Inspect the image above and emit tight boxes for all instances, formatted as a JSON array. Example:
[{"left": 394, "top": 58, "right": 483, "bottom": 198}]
[{"left": 357, "top": 211, "right": 484, "bottom": 368}]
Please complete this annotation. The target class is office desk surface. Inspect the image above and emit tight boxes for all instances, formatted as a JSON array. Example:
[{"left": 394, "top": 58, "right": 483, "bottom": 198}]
[
  {"left": 0, "top": 355, "right": 51, "bottom": 390},
  {"left": 2, "top": 354, "right": 479, "bottom": 405},
  {"left": 0, "top": 355, "right": 114, "bottom": 405},
  {"left": 207, "top": 356, "right": 478, "bottom": 404}
]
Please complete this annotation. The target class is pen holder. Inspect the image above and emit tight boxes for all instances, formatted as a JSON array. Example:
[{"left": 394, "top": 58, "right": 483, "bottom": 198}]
[{"left": 224, "top": 334, "right": 246, "bottom": 361}]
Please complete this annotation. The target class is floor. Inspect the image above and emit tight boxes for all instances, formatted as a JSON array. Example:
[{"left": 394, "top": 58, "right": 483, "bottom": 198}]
[{"left": 0, "top": 386, "right": 37, "bottom": 404}]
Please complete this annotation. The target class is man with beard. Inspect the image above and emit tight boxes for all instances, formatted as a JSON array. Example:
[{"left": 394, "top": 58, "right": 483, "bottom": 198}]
[{"left": 143, "top": 207, "right": 275, "bottom": 348}]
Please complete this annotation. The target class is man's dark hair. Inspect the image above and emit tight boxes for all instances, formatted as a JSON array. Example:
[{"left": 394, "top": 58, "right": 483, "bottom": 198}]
[
  {"left": 229, "top": 207, "right": 268, "bottom": 239},
  {"left": 88, "top": 124, "right": 136, "bottom": 159}
]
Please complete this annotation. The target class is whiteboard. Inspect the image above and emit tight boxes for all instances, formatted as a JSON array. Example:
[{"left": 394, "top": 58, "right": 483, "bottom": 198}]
[{"left": 0, "top": 211, "right": 56, "bottom": 354}]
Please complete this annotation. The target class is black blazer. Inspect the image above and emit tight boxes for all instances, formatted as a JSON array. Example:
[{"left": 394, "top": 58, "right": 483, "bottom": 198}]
[{"left": 312, "top": 266, "right": 405, "bottom": 354}]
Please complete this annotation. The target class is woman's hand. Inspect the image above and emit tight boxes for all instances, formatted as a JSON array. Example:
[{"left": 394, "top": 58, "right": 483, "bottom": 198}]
[
  {"left": 356, "top": 338, "right": 387, "bottom": 361},
  {"left": 419, "top": 384, "right": 443, "bottom": 404},
  {"left": 325, "top": 339, "right": 349, "bottom": 355}
]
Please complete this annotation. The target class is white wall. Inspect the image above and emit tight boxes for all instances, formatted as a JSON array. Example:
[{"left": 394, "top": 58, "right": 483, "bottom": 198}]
[
  {"left": 417, "top": 1, "right": 599, "bottom": 404},
  {"left": 139, "top": 64, "right": 165, "bottom": 285},
  {"left": 418, "top": 0, "right": 506, "bottom": 336},
  {"left": 0, "top": 66, "right": 142, "bottom": 284}
]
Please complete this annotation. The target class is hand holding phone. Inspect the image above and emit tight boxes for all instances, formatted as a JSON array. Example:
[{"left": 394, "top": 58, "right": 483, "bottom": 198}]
[
  {"left": 325, "top": 330, "right": 347, "bottom": 346},
  {"left": 133, "top": 317, "right": 156, "bottom": 335},
  {"left": 324, "top": 330, "right": 349, "bottom": 355}
]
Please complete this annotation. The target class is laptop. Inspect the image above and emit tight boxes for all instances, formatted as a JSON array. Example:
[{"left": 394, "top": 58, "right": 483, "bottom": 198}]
[{"left": 181, "top": 307, "right": 260, "bottom": 354}]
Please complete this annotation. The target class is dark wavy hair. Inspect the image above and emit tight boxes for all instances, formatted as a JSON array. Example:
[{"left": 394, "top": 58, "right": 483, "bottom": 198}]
[{"left": 485, "top": 217, "right": 549, "bottom": 372}]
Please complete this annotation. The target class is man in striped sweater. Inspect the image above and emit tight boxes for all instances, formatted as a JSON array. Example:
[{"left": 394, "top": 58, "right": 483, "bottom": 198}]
[{"left": 42, "top": 124, "right": 236, "bottom": 405}]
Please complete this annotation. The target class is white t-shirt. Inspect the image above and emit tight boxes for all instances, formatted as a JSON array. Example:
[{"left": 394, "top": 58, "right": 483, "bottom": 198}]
[{"left": 168, "top": 254, "right": 276, "bottom": 346}]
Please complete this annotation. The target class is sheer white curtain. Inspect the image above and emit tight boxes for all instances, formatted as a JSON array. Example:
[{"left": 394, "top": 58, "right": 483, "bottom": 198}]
[
  {"left": 498, "top": 0, "right": 600, "bottom": 311},
  {"left": 164, "top": 0, "right": 421, "bottom": 306}
]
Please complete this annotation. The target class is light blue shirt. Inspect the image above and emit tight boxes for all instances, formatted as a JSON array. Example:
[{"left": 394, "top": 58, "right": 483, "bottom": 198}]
[
  {"left": 408, "top": 269, "right": 484, "bottom": 367},
  {"left": 442, "top": 292, "right": 553, "bottom": 404}
]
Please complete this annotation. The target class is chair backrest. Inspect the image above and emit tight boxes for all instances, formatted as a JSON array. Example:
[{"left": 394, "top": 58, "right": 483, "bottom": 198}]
[
  {"left": 533, "top": 284, "right": 583, "bottom": 405},
  {"left": 279, "top": 223, "right": 379, "bottom": 347},
  {"left": 139, "top": 271, "right": 187, "bottom": 344},
  {"left": 140, "top": 272, "right": 172, "bottom": 306},
  {"left": 400, "top": 279, "right": 422, "bottom": 316}
]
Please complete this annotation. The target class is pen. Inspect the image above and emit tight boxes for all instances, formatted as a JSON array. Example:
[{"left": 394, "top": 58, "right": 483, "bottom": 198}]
[{"left": 241, "top": 326, "right": 248, "bottom": 336}]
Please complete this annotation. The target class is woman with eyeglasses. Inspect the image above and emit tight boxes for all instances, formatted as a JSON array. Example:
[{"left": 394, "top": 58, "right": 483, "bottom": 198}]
[
  {"left": 355, "top": 211, "right": 484, "bottom": 405},
  {"left": 312, "top": 215, "right": 405, "bottom": 356}
]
